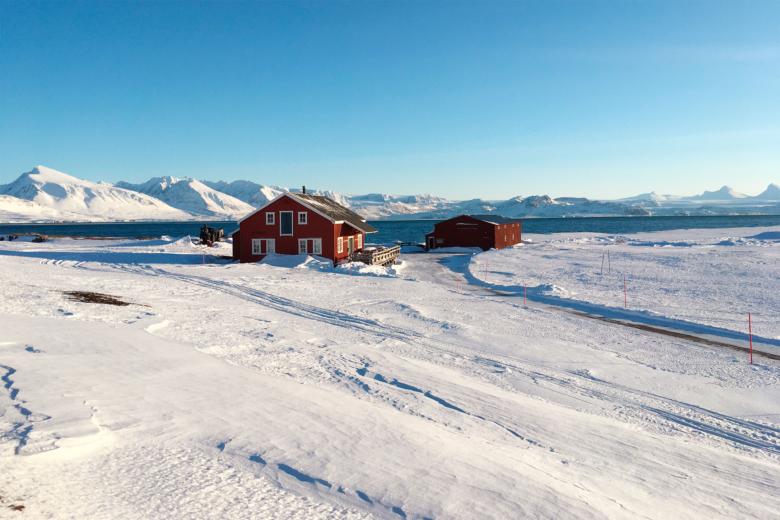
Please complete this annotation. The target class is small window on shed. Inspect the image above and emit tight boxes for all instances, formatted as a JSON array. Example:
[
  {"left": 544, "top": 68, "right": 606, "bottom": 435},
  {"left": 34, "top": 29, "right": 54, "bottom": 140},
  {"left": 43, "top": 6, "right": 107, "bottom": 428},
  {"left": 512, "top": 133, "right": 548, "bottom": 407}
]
[
  {"left": 357, "top": 234, "right": 362, "bottom": 248},
  {"left": 299, "top": 239, "right": 307, "bottom": 254},
  {"left": 436, "top": 238, "right": 444, "bottom": 244},
  {"left": 252, "top": 239, "right": 262, "bottom": 255},
  {"left": 337, "top": 237, "right": 344, "bottom": 253},
  {"left": 266, "top": 212, "right": 275, "bottom": 225},
  {"left": 298, "top": 212, "right": 307, "bottom": 224},
  {"left": 313, "top": 239, "right": 322, "bottom": 255}
]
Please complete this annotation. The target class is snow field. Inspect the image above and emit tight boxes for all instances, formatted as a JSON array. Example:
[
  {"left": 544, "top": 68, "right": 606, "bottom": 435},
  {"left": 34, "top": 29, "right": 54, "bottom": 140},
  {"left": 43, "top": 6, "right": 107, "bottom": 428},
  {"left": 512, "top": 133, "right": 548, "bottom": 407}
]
[
  {"left": 2, "top": 228, "right": 780, "bottom": 518},
  {"left": 466, "top": 226, "right": 780, "bottom": 344}
]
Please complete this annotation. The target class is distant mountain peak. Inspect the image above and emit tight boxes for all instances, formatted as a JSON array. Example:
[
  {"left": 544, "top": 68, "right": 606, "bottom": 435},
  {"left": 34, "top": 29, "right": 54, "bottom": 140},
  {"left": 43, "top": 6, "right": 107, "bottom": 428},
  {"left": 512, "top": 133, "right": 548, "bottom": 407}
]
[
  {"left": 753, "top": 183, "right": 780, "bottom": 201},
  {"left": 692, "top": 185, "right": 748, "bottom": 200}
]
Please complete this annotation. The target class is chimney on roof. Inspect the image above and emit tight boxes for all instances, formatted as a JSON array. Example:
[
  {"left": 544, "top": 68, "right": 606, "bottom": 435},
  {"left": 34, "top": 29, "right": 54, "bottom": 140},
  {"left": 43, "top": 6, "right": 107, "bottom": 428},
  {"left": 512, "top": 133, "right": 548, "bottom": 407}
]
[{"left": 302, "top": 186, "right": 306, "bottom": 194}]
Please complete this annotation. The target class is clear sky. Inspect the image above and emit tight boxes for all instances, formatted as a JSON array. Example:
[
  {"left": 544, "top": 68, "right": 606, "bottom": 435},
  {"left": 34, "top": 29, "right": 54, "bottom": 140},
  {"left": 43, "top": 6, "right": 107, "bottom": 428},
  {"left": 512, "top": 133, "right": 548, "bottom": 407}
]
[{"left": 1, "top": 0, "right": 778, "bottom": 200}]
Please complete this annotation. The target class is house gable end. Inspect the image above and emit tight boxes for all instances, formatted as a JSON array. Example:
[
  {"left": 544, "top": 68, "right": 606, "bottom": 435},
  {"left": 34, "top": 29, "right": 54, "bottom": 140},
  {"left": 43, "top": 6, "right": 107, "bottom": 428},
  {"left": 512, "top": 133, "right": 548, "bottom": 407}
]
[{"left": 239, "top": 193, "right": 338, "bottom": 226}]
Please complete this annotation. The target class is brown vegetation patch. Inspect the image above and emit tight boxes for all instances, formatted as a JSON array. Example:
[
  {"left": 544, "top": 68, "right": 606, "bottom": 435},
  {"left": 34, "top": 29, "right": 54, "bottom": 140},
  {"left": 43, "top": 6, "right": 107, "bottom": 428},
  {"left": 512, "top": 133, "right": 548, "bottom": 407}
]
[
  {"left": 0, "top": 494, "right": 25, "bottom": 512},
  {"left": 64, "top": 291, "right": 132, "bottom": 306}
]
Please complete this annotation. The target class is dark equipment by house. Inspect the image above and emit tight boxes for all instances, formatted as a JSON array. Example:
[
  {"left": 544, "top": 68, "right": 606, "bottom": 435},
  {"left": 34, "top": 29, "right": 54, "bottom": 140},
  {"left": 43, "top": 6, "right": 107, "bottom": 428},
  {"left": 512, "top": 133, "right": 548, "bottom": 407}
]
[{"left": 199, "top": 225, "right": 224, "bottom": 246}]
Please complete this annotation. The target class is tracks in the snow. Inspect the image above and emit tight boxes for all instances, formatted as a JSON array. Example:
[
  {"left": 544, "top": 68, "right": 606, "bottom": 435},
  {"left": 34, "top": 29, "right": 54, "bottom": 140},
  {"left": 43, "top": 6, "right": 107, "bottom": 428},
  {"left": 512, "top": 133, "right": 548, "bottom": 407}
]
[
  {"left": 562, "top": 309, "right": 780, "bottom": 362},
  {"left": 67, "top": 262, "right": 780, "bottom": 457}
]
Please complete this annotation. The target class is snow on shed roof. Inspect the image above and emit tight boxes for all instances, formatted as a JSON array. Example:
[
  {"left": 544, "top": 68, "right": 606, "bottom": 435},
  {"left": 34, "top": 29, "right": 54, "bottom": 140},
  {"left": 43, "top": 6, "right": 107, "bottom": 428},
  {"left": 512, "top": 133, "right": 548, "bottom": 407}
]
[
  {"left": 467, "top": 214, "right": 521, "bottom": 225},
  {"left": 288, "top": 193, "right": 378, "bottom": 234}
]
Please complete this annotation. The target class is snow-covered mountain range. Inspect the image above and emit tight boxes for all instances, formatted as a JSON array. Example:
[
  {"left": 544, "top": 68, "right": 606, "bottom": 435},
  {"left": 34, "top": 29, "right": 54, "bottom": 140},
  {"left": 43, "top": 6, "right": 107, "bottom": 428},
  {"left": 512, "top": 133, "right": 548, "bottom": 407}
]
[
  {"left": 114, "top": 177, "right": 255, "bottom": 218},
  {"left": 0, "top": 166, "right": 190, "bottom": 222},
  {"left": 1, "top": 166, "right": 779, "bottom": 222}
]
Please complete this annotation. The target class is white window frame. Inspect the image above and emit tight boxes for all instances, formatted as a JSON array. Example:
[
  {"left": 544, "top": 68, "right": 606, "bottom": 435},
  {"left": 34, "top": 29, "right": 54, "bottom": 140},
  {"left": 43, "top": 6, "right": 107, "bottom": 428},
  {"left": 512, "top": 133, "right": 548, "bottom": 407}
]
[
  {"left": 357, "top": 234, "right": 362, "bottom": 249},
  {"left": 298, "top": 239, "right": 308, "bottom": 254},
  {"left": 337, "top": 237, "right": 343, "bottom": 254},
  {"left": 312, "top": 239, "right": 322, "bottom": 255},
  {"left": 252, "top": 239, "right": 275, "bottom": 255},
  {"left": 266, "top": 212, "right": 275, "bottom": 225},
  {"left": 280, "top": 211, "right": 293, "bottom": 236},
  {"left": 298, "top": 212, "right": 308, "bottom": 225}
]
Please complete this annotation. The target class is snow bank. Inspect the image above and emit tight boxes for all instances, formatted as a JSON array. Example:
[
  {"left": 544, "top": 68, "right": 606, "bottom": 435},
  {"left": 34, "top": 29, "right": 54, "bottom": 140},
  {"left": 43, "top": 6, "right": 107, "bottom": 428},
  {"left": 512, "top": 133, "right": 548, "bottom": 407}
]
[{"left": 260, "top": 254, "right": 333, "bottom": 270}]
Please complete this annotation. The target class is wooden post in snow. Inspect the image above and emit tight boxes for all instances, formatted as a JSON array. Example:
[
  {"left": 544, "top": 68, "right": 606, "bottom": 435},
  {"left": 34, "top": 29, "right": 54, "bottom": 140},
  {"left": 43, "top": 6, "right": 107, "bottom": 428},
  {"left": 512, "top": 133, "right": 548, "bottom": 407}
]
[
  {"left": 749, "top": 313, "right": 753, "bottom": 364},
  {"left": 624, "top": 277, "right": 627, "bottom": 309}
]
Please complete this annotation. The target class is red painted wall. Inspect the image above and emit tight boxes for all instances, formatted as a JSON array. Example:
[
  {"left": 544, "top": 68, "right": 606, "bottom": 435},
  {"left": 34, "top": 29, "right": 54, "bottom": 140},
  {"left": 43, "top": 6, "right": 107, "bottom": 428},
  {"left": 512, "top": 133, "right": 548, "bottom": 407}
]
[
  {"left": 492, "top": 221, "right": 522, "bottom": 249},
  {"left": 425, "top": 216, "right": 521, "bottom": 251},
  {"left": 236, "top": 195, "right": 365, "bottom": 264}
]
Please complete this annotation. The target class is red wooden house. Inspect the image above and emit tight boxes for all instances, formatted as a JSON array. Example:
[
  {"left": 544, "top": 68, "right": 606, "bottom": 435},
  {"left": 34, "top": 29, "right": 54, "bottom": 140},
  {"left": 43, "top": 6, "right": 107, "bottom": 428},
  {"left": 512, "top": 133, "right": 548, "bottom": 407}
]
[
  {"left": 425, "top": 215, "right": 521, "bottom": 251},
  {"left": 231, "top": 190, "right": 377, "bottom": 265}
]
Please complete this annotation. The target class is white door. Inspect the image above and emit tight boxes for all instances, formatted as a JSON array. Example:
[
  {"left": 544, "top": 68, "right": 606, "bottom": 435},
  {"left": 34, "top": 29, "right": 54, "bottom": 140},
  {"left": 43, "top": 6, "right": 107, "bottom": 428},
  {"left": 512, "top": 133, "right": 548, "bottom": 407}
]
[{"left": 348, "top": 236, "right": 354, "bottom": 254}]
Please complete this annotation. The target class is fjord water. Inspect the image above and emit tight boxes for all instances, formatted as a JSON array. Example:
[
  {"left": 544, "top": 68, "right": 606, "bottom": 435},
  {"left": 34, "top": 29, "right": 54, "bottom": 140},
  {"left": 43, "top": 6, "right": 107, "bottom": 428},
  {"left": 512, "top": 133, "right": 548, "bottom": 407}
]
[{"left": 2, "top": 215, "right": 780, "bottom": 245}]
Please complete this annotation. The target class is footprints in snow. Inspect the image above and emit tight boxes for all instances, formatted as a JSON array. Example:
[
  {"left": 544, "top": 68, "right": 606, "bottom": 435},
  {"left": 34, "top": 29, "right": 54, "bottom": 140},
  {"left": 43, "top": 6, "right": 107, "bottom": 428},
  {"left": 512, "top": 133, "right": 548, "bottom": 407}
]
[
  {"left": 277, "top": 464, "right": 333, "bottom": 488},
  {"left": 1, "top": 365, "right": 51, "bottom": 455},
  {"left": 219, "top": 443, "right": 409, "bottom": 518}
]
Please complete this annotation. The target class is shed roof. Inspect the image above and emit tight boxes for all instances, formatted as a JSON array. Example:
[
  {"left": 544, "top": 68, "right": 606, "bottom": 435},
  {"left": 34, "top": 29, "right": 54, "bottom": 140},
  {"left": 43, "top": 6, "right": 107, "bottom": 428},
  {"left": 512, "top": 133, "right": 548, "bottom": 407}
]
[
  {"left": 466, "top": 214, "right": 520, "bottom": 225},
  {"left": 287, "top": 193, "right": 378, "bottom": 234}
]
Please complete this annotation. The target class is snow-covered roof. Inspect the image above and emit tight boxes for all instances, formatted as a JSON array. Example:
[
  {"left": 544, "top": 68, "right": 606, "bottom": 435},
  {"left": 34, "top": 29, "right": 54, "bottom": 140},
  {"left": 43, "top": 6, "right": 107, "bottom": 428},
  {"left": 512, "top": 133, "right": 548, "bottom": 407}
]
[
  {"left": 287, "top": 193, "right": 378, "bottom": 234},
  {"left": 466, "top": 214, "right": 520, "bottom": 225}
]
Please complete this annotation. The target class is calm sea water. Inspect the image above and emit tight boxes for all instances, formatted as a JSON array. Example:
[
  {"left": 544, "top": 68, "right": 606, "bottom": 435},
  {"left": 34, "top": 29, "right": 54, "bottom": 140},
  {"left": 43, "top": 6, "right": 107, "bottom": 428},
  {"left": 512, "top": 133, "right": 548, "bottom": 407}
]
[{"left": 1, "top": 215, "right": 780, "bottom": 245}]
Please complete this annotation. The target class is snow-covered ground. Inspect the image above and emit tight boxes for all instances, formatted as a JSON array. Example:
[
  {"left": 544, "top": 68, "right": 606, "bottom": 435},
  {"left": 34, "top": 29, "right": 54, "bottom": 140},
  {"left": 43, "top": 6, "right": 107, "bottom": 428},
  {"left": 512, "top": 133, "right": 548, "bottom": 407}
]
[
  {"left": 463, "top": 226, "right": 780, "bottom": 344},
  {"left": 2, "top": 227, "right": 780, "bottom": 519}
]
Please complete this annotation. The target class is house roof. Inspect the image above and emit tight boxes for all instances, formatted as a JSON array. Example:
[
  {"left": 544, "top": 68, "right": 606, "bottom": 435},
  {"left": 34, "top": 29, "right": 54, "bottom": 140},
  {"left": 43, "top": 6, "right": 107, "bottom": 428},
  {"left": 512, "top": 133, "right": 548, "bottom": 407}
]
[
  {"left": 286, "top": 193, "right": 378, "bottom": 234},
  {"left": 466, "top": 214, "right": 520, "bottom": 225}
]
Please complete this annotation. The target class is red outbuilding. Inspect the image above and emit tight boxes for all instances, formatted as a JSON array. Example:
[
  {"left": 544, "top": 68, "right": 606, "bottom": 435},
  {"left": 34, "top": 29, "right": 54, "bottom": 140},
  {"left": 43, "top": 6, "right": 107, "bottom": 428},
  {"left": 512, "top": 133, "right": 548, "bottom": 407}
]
[
  {"left": 425, "top": 214, "right": 521, "bottom": 251},
  {"left": 231, "top": 190, "right": 378, "bottom": 265}
]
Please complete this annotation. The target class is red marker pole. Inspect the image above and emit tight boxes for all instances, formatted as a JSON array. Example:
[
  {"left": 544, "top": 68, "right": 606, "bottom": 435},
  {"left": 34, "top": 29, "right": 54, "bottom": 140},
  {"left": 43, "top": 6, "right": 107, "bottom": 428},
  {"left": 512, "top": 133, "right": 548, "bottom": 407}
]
[
  {"left": 749, "top": 313, "right": 753, "bottom": 364},
  {"left": 203, "top": 253, "right": 205, "bottom": 265},
  {"left": 624, "top": 277, "right": 627, "bottom": 309},
  {"left": 524, "top": 284, "right": 527, "bottom": 307}
]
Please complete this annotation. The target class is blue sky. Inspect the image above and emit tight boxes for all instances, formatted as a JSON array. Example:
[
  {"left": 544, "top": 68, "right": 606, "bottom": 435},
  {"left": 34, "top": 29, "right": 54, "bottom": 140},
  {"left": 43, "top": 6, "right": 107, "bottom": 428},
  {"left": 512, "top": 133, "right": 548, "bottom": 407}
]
[{"left": 1, "top": 0, "right": 778, "bottom": 199}]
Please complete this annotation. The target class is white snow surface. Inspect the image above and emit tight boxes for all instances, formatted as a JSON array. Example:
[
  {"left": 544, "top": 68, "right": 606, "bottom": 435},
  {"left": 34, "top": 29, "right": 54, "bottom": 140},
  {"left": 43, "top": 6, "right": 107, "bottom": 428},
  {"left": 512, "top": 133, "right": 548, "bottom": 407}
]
[
  {"left": 0, "top": 195, "right": 78, "bottom": 222},
  {"left": 2, "top": 226, "right": 780, "bottom": 518},
  {"left": 0, "top": 166, "right": 190, "bottom": 221},
  {"left": 464, "top": 226, "right": 780, "bottom": 346}
]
